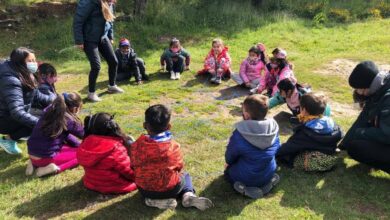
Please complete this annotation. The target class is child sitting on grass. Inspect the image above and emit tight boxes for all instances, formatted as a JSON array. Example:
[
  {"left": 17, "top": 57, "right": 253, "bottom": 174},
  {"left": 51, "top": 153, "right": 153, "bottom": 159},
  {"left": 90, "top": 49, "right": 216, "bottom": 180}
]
[
  {"left": 26, "top": 92, "right": 84, "bottom": 177},
  {"left": 198, "top": 38, "right": 232, "bottom": 84},
  {"left": 30, "top": 63, "right": 58, "bottom": 116},
  {"left": 225, "top": 94, "right": 280, "bottom": 199},
  {"left": 77, "top": 113, "right": 137, "bottom": 194},
  {"left": 269, "top": 78, "right": 331, "bottom": 123},
  {"left": 130, "top": 104, "right": 213, "bottom": 210},
  {"left": 276, "top": 93, "right": 343, "bottom": 168},
  {"left": 160, "top": 38, "right": 190, "bottom": 80},
  {"left": 232, "top": 45, "right": 267, "bottom": 90},
  {"left": 115, "top": 38, "right": 149, "bottom": 84}
]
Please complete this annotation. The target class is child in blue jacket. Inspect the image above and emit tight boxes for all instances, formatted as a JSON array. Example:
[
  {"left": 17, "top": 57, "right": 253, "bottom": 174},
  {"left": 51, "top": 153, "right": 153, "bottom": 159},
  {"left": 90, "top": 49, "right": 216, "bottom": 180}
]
[{"left": 225, "top": 94, "right": 280, "bottom": 199}]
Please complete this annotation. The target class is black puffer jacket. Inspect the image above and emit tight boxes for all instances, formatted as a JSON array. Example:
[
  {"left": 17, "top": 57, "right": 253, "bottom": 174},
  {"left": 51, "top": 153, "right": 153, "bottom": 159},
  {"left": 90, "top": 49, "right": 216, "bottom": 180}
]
[{"left": 0, "top": 61, "right": 53, "bottom": 128}]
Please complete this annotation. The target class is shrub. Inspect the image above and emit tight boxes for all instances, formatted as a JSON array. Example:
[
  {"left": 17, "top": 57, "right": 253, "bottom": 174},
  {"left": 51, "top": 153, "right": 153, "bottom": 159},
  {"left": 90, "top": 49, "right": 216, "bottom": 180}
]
[
  {"left": 312, "top": 12, "right": 327, "bottom": 26},
  {"left": 358, "top": 8, "right": 382, "bottom": 20},
  {"left": 299, "top": 2, "right": 327, "bottom": 19},
  {"left": 328, "top": 8, "right": 351, "bottom": 23},
  {"left": 378, "top": 1, "right": 390, "bottom": 18}
]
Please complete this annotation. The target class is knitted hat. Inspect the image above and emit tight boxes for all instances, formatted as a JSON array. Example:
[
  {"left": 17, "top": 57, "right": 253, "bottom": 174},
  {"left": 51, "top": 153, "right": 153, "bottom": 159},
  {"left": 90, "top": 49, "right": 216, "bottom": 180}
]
[
  {"left": 119, "top": 38, "right": 130, "bottom": 47},
  {"left": 349, "top": 61, "right": 379, "bottom": 88}
]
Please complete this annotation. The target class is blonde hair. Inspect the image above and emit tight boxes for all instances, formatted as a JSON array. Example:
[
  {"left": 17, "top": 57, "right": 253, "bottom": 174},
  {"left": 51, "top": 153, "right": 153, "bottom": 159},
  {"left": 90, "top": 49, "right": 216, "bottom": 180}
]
[
  {"left": 212, "top": 38, "right": 224, "bottom": 47},
  {"left": 101, "top": 0, "right": 115, "bottom": 22}
]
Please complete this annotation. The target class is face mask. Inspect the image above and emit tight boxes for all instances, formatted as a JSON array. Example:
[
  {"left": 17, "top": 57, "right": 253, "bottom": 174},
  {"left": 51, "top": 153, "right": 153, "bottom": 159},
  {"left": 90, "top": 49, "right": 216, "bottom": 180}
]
[
  {"left": 26, "top": 62, "right": 38, "bottom": 73},
  {"left": 270, "top": 63, "right": 278, "bottom": 69},
  {"left": 171, "top": 48, "right": 179, "bottom": 53}
]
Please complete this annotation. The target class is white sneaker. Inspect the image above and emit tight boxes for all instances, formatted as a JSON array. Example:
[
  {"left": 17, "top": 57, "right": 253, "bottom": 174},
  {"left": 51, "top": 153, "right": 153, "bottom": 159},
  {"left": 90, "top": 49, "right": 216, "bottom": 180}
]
[
  {"left": 250, "top": 87, "right": 258, "bottom": 94},
  {"left": 25, "top": 159, "right": 35, "bottom": 176},
  {"left": 87, "top": 92, "right": 102, "bottom": 102},
  {"left": 182, "top": 192, "right": 213, "bottom": 211},
  {"left": 145, "top": 198, "right": 177, "bottom": 209},
  {"left": 170, "top": 71, "right": 176, "bottom": 80},
  {"left": 210, "top": 75, "right": 217, "bottom": 83},
  {"left": 107, "top": 85, "right": 124, "bottom": 93},
  {"left": 36, "top": 163, "right": 60, "bottom": 177},
  {"left": 175, "top": 72, "right": 181, "bottom": 80}
]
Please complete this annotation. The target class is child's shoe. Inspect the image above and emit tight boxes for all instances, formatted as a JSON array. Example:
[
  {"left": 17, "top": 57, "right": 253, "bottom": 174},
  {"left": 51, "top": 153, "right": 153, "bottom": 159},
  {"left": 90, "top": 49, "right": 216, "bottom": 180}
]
[
  {"left": 0, "top": 137, "right": 22, "bottom": 154},
  {"left": 107, "top": 85, "right": 124, "bottom": 93},
  {"left": 144, "top": 198, "right": 177, "bottom": 209},
  {"left": 182, "top": 192, "right": 213, "bottom": 211},
  {"left": 210, "top": 75, "right": 217, "bottom": 83},
  {"left": 233, "top": 181, "right": 264, "bottom": 199},
  {"left": 170, "top": 71, "right": 176, "bottom": 80},
  {"left": 36, "top": 163, "right": 60, "bottom": 177},
  {"left": 215, "top": 76, "right": 222, "bottom": 84},
  {"left": 87, "top": 92, "right": 102, "bottom": 102},
  {"left": 175, "top": 72, "right": 181, "bottom": 80},
  {"left": 260, "top": 173, "right": 280, "bottom": 195},
  {"left": 249, "top": 87, "right": 258, "bottom": 94},
  {"left": 25, "top": 159, "right": 35, "bottom": 176}
]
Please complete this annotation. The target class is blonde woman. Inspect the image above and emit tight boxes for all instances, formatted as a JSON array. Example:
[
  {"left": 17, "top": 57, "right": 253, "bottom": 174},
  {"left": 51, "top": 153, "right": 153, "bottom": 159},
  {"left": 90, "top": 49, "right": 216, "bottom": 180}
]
[{"left": 73, "top": 0, "right": 123, "bottom": 102}]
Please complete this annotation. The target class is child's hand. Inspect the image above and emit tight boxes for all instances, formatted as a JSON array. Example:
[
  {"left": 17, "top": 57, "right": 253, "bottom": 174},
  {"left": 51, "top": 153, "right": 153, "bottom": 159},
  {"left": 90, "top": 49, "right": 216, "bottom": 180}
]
[
  {"left": 160, "top": 65, "right": 165, "bottom": 71},
  {"left": 185, "top": 65, "right": 190, "bottom": 71},
  {"left": 75, "top": 44, "right": 84, "bottom": 50},
  {"left": 245, "top": 82, "right": 251, "bottom": 88},
  {"left": 137, "top": 80, "right": 143, "bottom": 85},
  {"left": 208, "top": 69, "right": 216, "bottom": 74},
  {"left": 257, "top": 43, "right": 266, "bottom": 52},
  {"left": 224, "top": 163, "right": 229, "bottom": 169},
  {"left": 217, "top": 68, "right": 223, "bottom": 74}
]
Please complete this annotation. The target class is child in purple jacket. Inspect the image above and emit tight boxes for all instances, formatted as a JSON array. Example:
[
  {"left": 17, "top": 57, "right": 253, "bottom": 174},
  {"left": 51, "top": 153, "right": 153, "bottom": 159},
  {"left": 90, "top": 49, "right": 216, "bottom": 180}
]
[
  {"left": 26, "top": 92, "right": 84, "bottom": 177},
  {"left": 232, "top": 45, "right": 267, "bottom": 90}
]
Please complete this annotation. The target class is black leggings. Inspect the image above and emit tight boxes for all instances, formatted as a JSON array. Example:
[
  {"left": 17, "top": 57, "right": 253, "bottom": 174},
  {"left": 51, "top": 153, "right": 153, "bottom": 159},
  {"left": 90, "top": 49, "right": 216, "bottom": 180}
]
[
  {"left": 0, "top": 117, "right": 32, "bottom": 140},
  {"left": 84, "top": 37, "right": 118, "bottom": 93},
  {"left": 347, "top": 140, "right": 390, "bottom": 173}
]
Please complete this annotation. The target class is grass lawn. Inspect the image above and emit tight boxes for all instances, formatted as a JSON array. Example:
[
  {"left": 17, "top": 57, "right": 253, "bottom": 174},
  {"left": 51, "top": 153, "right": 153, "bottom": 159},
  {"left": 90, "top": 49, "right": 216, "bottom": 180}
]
[{"left": 0, "top": 6, "right": 390, "bottom": 219}]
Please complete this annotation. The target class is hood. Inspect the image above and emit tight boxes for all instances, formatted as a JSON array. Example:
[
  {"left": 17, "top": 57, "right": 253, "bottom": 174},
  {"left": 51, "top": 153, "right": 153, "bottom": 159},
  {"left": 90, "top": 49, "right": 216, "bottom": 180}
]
[
  {"left": 304, "top": 116, "right": 335, "bottom": 135},
  {"left": 77, "top": 135, "right": 121, "bottom": 167},
  {"left": 369, "top": 71, "right": 390, "bottom": 95},
  {"left": 0, "top": 61, "right": 17, "bottom": 78},
  {"left": 234, "top": 118, "right": 279, "bottom": 149}
]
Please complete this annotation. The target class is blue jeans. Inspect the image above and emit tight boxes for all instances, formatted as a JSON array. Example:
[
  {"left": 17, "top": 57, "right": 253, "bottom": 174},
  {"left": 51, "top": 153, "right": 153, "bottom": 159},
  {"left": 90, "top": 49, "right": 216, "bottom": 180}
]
[{"left": 138, "top": 172, "right": 195, "bottom": 199}]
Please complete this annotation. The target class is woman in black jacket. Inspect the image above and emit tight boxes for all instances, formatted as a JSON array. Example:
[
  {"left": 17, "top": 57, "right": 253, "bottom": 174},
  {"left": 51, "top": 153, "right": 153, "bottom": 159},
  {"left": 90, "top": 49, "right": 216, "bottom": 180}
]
[
  {"left": 73, "top": 0, "right": 123, "bottom": 102},
  {"left": 0, "top": 48, "right": 53, "bottom": 154}
]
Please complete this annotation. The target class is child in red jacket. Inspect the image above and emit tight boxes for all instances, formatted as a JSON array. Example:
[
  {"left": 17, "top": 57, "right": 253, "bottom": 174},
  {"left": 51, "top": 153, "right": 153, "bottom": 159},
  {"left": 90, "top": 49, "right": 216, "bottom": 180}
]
[
  {"left": 77, "top": 113, "right": 137, "bottom": 194},
  {"left": 130, "top": 104, "right": 213, "bottom": 210}
]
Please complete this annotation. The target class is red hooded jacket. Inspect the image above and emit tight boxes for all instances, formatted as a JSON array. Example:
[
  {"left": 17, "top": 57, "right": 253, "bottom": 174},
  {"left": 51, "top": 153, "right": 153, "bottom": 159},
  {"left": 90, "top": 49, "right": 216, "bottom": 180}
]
[
  {"left": 77, "top": 135, "right": 137, "bottom": 194},
  {"left": 198, "top": 46, "right": 232, "bottom": 76},
  {"left": 130, "top": 134, "right": 183, "bottom": 192}
]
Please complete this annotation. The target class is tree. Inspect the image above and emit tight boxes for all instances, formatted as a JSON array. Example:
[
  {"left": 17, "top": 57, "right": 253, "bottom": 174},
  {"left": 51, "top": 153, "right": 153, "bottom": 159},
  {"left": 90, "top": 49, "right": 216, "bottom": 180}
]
[{"left": 133, "top": 0, "right": 147, "bottom": 17}]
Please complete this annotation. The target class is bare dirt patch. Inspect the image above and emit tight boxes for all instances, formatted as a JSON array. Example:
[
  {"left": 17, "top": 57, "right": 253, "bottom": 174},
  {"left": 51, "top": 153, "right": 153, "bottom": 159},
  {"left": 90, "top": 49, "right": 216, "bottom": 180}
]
[{"left": 315, "top": 59, "right": 390, "bottom": 79}]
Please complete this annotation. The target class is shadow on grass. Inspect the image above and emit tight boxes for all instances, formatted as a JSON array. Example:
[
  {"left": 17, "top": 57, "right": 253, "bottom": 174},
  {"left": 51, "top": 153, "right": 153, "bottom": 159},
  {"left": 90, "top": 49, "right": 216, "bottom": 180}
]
[
  {"left": 0, "top": 151, "right": 21, "bottom": 170},
  {"left": 84, "top": 192, "right": 165, "bottom": 219},
  {"left": 216, "top": 85, "right": 249, "bottom": 101},
  {"left": 273, "top": 111, "right": 294, "bottom": 136},
  {"left": 0, "top": 164, "right": 30, "bottom": 188},
  {"left": 168, "top": 176, "right": 256, "bottom": 219},
  {"left": 277, "top": 162, "right": 390, "bottom": 219},
  {"left": 14, "top": 181, "right": 118, "bottom": 219},
  {"left": 183, "top": 74, "right": 210, "bottom": 88}
]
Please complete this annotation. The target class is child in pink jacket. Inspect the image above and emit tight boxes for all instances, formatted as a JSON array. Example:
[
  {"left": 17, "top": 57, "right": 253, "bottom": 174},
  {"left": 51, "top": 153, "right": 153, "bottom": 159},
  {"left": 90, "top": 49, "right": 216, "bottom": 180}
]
[
  {"left": 232, "top": 45, "right": 267, "bottom": 89},
  {"left": 198, "top": 38, "right": 232, "bottom": 85}
]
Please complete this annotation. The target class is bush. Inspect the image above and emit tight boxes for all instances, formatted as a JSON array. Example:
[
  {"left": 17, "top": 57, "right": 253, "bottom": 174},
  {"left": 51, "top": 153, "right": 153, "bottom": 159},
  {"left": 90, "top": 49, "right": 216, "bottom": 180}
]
[
  {"left": 312, "top": 12, "right": 327, "bottom": 26},
  {"left": 299, "top": 2, "right": 327, "bottom": 19},
  {"left": 358, "top": 8, "right": 382, "bottom": 20},
  {"left": 378, "top": 1, "right": 390, "bottom": 18},
  {"left": 328, "top": 8, "right": 351, "bottom": 23}
]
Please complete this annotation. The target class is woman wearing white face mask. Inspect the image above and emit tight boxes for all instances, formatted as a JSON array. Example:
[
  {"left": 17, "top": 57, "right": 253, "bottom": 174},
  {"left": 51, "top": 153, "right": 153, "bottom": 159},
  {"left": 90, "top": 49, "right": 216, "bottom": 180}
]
[{"left": 0, "top": 47, "right": 54, "bottom": 154}]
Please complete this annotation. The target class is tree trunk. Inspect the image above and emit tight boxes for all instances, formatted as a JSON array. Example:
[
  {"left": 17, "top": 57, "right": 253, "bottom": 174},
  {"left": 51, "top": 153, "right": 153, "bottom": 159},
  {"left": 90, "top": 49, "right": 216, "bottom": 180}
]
[{"left": 133, "top": 0, "right": 147, "bottom": 17}]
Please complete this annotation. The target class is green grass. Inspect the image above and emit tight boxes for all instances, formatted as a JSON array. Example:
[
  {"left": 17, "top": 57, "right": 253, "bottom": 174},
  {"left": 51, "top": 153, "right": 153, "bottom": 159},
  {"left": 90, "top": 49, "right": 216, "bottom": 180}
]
[{"left": 1, "top": 1, "right": 390, "bottom": 219}]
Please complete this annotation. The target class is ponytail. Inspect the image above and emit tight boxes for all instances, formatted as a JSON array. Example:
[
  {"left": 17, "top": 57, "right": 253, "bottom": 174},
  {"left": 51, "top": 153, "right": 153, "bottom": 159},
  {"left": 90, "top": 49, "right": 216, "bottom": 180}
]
[
  {"left": 40, "top": 92, "right": 82, "bottom": 138},
  {"left": 101, "top": 0, "right": 115, "bottom": 22}
]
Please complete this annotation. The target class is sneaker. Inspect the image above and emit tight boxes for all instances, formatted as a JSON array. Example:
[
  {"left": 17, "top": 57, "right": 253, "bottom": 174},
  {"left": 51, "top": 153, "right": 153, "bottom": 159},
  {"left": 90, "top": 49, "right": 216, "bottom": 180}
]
[
  {"left": 175, "top": 72, "right": 181, "bottom": 80},
  {"left": 36, "top": 163, "right": 60, "bottom": 177},
  {"left": 107, "top": 85, "right": 124, "bottom": 93},
  {"left": 182, "top": 192, "right": 213, "bottom": 211},
  {"left": 87, "top": 92, "right": 102, "bottom": 102},
  {"left": 170, "top": 71, "right": 176, "bottom": 80},
  {"left": 144, "top": 198, "right": 177, "bottom": 210},
  {"left": 250, "top": 88, "right": 258, "bottom": 94},
  {"left": 210, "top": 75, "right": 217, "bottom": 83},
  {"left": 0, "top": 138, "right": 22, "bottom": 154},
  {"left": 233, "top": 181, "right": 264, "bottom": 199},
  {"left": 25, "top": 159, "right": 35, "bottom": 176},
  {"left": 215, "top": 76, "right": 222, "bottom": 84}
]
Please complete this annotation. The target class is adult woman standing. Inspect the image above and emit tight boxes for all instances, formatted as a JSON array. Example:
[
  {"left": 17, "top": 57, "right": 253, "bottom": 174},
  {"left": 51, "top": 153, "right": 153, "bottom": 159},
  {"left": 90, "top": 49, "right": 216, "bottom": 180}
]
[
  {"left": 339, "top": 61, "right": 390, "bottom": 173},
  {"left": 0, "top": 48, "right": 53, "bottom": 154},
  {"left": 73, "top": 0, "right": 123, "bottom": 102}
]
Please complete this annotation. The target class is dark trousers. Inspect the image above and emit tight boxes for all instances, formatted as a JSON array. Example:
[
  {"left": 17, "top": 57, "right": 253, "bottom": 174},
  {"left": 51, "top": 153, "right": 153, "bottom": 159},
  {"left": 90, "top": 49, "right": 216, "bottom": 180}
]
[
  {"left": 164, "top": 56, "right": 185, "bottom": 73},
  {"left": 138, "top": 172, "right": 195, "bottom": 199},
  {"left": 347, "top": 140, "right": 390, "bottom": 173},
  {"left": 84, "top": 37, "right": 118, "bottom": 93},
  {"left": 0, "top": 117, "right": 32, "bottom": 140},
  {"left": 117, "top": 58, "right": 147, "bottom": 82}
]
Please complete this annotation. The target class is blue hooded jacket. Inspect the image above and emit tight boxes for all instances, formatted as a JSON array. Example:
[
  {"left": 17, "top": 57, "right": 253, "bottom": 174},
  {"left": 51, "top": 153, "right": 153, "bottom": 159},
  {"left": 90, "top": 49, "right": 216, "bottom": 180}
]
[{"left": 225, "top": 118, "right": 280, "bottom": 187}]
